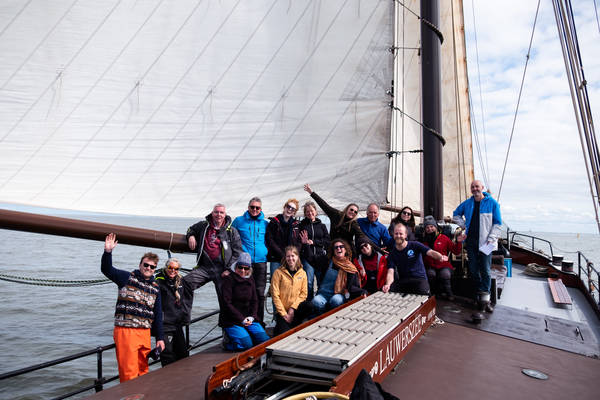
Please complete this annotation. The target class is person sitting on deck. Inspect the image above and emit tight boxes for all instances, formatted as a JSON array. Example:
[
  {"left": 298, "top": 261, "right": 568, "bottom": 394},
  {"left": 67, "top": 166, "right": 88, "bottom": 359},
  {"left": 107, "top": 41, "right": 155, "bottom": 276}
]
[
  {"left": 270, "top": 246, "right": 312, "bottom": 335},
  {"left": 101, "top": 233, "right": 165, "bottom": 382},
  {"left": 357, "top": 203, "right": 394, "bottom": 250},
  {"left": 220, "top": 252, "right": 270, "bottom": 351},
  {"left": 303, "top": 183, "right": 371, "bottom": 251},
  {"left": 353, "top": 237, "right": 388, "bottom": 294},
  {"left": 388, "top": 206, "right": 417, "bottom": 241},
  {"left": 231, "top": 197, "right": 270, "bottom": 323},
  {"left": 155, "top": 258, "right": 191, "bottom": 367},
  {"left": 311, "top": 239, "right": 366, "bottom": 315},
  {"left": 382, "top": 224, "right": 447, "bottom": 296},
  {"left": 184, "top": 203, "right": 243, "bottom": 301},
  {"left": 298, "top": 200, "right": 330, "bottom": 299},
  {"left": 421, "top": 216, "right": 465, "bottom": 300}
]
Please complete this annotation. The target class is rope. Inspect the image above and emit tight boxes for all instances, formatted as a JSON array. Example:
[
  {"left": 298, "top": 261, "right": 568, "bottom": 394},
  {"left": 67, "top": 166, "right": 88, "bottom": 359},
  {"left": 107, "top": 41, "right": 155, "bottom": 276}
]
[
  {"left": 392, "top": 0, "right": 444, "bottom": 44},
  {"left": 0, "top": 273, "right": 111, "bottom": 287},
  {"left": 391, "top": 105, "right": 446, "bottom": 146},
  {"left": 497, "top": 0, "right": 541, "bottom": 202}
]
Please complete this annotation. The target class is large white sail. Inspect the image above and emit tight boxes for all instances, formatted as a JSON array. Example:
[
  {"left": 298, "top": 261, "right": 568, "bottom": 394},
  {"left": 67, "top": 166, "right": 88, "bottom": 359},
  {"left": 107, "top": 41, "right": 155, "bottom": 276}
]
[{"left": 0, "top": 0, "right": 394, "bottom": 217}]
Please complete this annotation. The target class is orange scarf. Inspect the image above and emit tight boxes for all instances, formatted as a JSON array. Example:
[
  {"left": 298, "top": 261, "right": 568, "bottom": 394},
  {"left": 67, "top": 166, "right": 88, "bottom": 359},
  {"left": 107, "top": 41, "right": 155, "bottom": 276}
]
[{"left": 333, "top": 257, "right": 358, "bottom": 295}]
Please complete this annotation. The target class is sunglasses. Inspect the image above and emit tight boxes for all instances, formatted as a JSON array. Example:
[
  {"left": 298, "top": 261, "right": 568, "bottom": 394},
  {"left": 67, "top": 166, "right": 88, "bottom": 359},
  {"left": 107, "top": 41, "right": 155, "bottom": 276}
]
[
  {"left": 249, "top": 205, "right": 261, "bottom": 210},
  {"left": 167, "top": 266, "right": 180, "bottom": 271},
  {"left": 236, "top": 265, "right": 251, "bottom": 271},
  {"left": 401, "top": 211, "right": 412, "bottom": 216},
  {"left": 348, "top": 208, "right": 358, "bottom": 214},
  {"left": 285, "top": 204, "right": 297, "bottom": 212},
  {"left": 333, "top": 245, "right": 345, "bottom": 250},
  {"left": 143, "top": 262, "right": 157, "bottom": 270}
]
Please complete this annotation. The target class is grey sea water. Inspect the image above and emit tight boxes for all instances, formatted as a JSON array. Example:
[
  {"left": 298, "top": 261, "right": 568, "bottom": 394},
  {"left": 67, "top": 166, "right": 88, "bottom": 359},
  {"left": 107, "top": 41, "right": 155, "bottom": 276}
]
[{"left": 0, "top": 214, "right": 599, "bottom": 399}]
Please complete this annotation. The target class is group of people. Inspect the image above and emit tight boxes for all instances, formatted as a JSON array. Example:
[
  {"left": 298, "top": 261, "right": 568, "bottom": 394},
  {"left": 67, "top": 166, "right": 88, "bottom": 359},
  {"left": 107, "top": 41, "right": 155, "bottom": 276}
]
[{"left": 100, "top": 179, "right": 501, "bottom": 382}]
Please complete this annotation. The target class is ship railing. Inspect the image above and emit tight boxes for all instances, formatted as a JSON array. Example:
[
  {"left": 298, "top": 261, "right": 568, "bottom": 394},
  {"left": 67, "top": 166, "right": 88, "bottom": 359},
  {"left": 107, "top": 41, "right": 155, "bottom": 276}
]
[
  {"left": 0, "top": 309, "right": 221, "bottom": 400},
  {"left": 507, "top": 231, "right": 599, "bottom": 304}
]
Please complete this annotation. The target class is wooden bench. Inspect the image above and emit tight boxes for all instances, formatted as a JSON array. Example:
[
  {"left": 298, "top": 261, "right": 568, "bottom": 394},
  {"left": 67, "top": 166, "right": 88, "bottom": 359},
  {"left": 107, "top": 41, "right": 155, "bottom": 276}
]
[{"left": 547, "top": 277, "right": 572, "bottom": 305}]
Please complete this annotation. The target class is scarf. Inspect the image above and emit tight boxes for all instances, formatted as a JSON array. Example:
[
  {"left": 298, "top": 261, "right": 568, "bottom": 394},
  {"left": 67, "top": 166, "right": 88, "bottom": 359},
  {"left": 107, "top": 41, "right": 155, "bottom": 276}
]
[{"left": 333, "top": 257, "right": 358, "bottom": 295}]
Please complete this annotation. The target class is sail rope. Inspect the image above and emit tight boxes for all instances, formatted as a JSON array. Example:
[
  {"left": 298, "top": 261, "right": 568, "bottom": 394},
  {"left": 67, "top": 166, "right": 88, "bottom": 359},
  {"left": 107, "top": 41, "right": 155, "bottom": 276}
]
[
  {"left": 594, "top": 0, "right": 600, "bottom": 34},
  {"left": 392, "top": 0, "right": 444, "bottom": 44},
  {"left": 0, "top": 268, "right": 193, "bottom": 287},
  {"left": 0, "top": 273, "right": 112, "bottom": 287},
  {"left": 497, "top": 0, "right": 542, "bottom": 202},
  {"left": 390, "top": 105, "right": 446, "bottom": 146},
  {"left": 469, "top": 0, "right": 490, "bottom": 188}
]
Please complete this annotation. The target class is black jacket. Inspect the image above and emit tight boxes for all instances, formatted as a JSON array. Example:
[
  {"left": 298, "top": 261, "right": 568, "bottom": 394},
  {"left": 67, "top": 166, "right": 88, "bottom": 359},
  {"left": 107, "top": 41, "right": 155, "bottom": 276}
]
[
  {"left": 155, "top": 270, "right": 193, "bottom": 329},
  {"left": 265, "top": 214, "right": 301, "bottom": 262},
  {"left": 219, "top": 272, "right": 258, "bottom": 327},
  {"left": 298, "top": 217, "right": 330, "bottom": 265},
  {"left": 186, "top": 214, "right": 242, "bottom": 269}
]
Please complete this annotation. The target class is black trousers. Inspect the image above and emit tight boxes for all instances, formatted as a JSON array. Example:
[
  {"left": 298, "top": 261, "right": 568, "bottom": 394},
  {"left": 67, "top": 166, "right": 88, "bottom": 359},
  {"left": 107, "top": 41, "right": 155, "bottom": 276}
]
[{"left": 160, "top": 326, "right": 189, "bottom": 367}]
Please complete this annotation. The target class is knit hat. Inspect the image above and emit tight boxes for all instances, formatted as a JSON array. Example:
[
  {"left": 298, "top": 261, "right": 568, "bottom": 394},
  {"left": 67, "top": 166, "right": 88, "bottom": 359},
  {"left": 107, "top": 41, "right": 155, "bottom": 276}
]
[
  {"left": 356, "top": 236, "right": 371, "bottom": 249},
  {"left": 423, "top": 215, "right": 438, "bottom": 229},
  {"left": 237, "top": 252, "right": 252, "bottom": 267}
]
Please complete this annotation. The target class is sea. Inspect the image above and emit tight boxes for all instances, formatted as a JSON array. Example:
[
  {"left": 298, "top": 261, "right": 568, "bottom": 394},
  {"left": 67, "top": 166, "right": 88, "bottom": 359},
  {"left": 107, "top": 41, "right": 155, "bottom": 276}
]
[{"left": 1, "top": 213, "right": 599, "bottom": 400}]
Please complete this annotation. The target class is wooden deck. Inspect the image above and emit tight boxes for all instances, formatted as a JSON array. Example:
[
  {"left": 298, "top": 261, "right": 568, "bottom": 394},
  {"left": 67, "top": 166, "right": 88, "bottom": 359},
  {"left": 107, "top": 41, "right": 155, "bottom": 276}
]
[{"left": 381, "top": 321, "right": 600, "bottom": 400}]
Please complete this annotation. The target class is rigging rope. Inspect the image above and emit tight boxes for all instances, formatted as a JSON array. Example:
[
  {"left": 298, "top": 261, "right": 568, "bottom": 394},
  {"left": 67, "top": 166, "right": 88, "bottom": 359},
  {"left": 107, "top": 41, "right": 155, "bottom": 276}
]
[
  {"left": 0, "top": 273, "right": 111, "bottom": 287},
  {"left": 497, "top": 0, "right": 542, "bottom": 202},
  {"left": 470, "top": 0, "right": 490, "bottom": 188},
  {"left": 391, "top": 105, "right": 446, "bottom": 146},
  {"left": 392, "top": 0, "right": 444, "bottom": 44}
]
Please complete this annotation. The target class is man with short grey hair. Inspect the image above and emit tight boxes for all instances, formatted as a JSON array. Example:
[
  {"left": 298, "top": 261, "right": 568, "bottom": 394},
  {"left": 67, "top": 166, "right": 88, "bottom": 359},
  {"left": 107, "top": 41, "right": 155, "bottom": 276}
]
[
  {"left": 357, "top": 203, "right": 393, "bottom": 249},
  {"left": 232, "top": 197, "right": 269, "bottom": 322},
  {"left": 185, "top": 203, "right": 242, "bottom": 299}
]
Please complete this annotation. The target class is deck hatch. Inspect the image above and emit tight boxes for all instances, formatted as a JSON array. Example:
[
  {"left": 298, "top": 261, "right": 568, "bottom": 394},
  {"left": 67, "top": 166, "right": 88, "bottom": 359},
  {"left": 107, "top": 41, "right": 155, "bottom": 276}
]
[{"left": 267, "top": 292, "right": 428, "bottom": 375}]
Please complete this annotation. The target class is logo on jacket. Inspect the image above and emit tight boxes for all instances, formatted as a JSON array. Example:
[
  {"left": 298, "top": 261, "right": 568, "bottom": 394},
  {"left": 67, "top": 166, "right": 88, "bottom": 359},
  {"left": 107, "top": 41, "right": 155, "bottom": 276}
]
[{"left": 407, "top": 250, "right": 414, "bottom": 257}]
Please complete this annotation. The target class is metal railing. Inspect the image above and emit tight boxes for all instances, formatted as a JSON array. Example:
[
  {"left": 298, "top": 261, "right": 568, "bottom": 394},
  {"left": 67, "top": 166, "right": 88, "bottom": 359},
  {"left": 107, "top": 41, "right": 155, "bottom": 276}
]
[
  {"left": 507, "top": 230, "right": 599, "bottom": 304},
  {"left": 0, "top": 310, "right": 221, "bottom": 400}
]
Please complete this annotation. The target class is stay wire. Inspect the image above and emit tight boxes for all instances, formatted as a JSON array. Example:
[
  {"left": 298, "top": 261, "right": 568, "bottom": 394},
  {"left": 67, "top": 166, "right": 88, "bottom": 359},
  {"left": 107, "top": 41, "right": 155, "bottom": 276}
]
[{"left": 497, "top": 0, "right": 542, "bottom": 202}]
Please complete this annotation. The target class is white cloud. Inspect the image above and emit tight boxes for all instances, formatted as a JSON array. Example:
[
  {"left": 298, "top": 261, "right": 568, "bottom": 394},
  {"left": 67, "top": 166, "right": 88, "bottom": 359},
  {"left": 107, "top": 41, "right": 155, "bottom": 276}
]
[{"left": 464, "top": 0, "right": 600, "bottom": 234}]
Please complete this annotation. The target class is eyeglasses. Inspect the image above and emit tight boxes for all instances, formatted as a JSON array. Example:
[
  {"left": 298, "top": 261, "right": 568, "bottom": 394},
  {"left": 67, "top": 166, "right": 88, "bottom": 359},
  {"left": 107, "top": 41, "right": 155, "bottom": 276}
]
[
  {"left": 249, "top": 205, "right": 261, "bottom": 210},
  {"left": 143, "top": 262, "right": 157, "bottom": 270},
  {"left": 333, "top": 245, "right": 345, "bottom": 250},
  {"left": 285, "top": 204, "right": 297, "bottom": 212},
  {"left": 401, "top": 210, "right": 412, "bottom": 216},
  {"left": 167, "top": 266, "right": 179, "bottom": 271},
  {"left": 236, "top": 265, "right": 251, "bottom": 271}
]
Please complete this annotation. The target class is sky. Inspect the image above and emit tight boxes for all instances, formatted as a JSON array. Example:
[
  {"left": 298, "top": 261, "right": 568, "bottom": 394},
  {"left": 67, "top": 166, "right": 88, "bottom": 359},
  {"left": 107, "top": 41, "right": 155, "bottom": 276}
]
[{"left": 462, "top": 0, "right": 600, "bottom": 234}]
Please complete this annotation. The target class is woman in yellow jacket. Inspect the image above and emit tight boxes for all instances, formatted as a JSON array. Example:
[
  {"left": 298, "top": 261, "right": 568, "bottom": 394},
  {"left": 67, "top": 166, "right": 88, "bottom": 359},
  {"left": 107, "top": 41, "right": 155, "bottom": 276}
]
[{"left": 270, "top": 246, "right": 312, "bottom": 335}]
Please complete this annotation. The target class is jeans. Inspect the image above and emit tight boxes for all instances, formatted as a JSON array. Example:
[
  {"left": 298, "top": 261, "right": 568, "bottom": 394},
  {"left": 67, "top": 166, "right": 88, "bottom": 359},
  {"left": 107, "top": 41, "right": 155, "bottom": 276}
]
[
  {"left": 311, "top": 293, "right": 345, "bottom": 315},
  {"left": 270, "top": 262, "right": 281, "bottom": 281},
  {"left": 223, "top": 322, "right": 270, "bottom": 351},
  {"left": 392, "top": 277, "right": 430, "bottom": 295},
  {"left": 466, "top": 245, "right": 492, "bottom": 294},
  {"left": 301, "top": 260, "right": 315, "bottom": 300}
]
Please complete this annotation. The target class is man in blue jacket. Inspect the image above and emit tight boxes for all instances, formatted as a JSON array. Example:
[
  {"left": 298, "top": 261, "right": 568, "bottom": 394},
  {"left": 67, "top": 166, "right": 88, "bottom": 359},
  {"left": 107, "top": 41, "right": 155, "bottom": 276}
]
[
  {"left": 357, "top": 203, "right": 393, "bottom": 249},
  {"left": 232, "top": 197, "right": 269, "bottom": 322},
  {"left": 453, "top": 180, "right": 502, "bottom": 312}
]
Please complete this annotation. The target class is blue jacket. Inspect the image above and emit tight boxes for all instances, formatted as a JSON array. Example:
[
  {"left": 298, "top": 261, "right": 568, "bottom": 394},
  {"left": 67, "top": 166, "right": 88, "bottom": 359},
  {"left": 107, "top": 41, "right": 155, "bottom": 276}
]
[
  {"left": 357, "top": 217, "right": 393, "bottom": 248},
  {"left": 453, "top": 192, "right": 502, "bottom": 249},
  {"left": 232, "top": 211, "right": 269, "bottom": 263}
]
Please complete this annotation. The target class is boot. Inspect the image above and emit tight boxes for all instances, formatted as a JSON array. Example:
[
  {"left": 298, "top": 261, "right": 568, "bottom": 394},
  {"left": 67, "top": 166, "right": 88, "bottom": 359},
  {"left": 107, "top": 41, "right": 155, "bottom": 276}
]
[{"left": 471, "top": 292, "right": 490, "bottom": 324}]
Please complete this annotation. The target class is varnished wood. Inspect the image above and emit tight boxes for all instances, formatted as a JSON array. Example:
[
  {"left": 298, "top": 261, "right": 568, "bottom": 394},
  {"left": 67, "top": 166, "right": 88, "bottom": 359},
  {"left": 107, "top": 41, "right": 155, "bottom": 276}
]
[
  {"left": 548, "top": 277, "right": 572, "bottom": 305},
  {"left": 205, "top": 295, "right": 366, "bottom": 399}
]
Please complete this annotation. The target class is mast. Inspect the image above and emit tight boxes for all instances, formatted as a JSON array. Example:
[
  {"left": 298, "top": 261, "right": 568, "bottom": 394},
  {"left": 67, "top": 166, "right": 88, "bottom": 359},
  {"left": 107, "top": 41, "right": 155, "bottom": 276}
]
[{"left": 421, "top": 0, "right": 443, "bottom": 219}]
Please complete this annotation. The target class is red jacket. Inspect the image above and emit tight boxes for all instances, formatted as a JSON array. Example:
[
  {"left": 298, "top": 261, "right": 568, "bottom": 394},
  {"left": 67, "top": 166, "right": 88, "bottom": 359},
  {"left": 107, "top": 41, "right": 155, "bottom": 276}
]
[
  {"left": 422, "top": 234, "right": 462, "bottom": 270},
  {"left": 353, "top": 253, "right": 388, "bottom": 290}
]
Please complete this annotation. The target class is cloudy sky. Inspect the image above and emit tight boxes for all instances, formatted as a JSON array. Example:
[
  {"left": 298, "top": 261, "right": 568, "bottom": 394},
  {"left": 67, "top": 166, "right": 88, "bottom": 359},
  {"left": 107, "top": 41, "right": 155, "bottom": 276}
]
[{"left": 462, "top": 0, "right": 600, "bottom": 234}]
